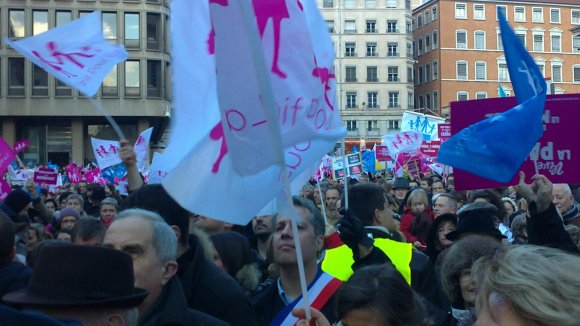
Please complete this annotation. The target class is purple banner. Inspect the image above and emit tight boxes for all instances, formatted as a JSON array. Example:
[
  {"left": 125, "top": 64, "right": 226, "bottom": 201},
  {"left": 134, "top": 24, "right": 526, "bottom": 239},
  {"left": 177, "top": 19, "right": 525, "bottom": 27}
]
[
  {"left": 451, "top": 94, "right": 579, "bottom": 190},
  {"left": 438, "top": 124, "right": 451, "bottom": 142},
  {"left": 0, "top": 138, "right": 16, "bottom": 176},
  {"left": 33, "top": 168, "right": 58, "bottom": 185}
]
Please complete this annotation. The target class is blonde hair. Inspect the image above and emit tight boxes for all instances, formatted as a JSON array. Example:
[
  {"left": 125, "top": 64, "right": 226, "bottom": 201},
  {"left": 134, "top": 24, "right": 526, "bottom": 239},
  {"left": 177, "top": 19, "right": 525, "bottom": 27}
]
[
  {"left": 473, "top": 245, "right": 580, "bottom": 326},
  {"left": 405, "top": 189, "right": 429, "bottom": 208}
]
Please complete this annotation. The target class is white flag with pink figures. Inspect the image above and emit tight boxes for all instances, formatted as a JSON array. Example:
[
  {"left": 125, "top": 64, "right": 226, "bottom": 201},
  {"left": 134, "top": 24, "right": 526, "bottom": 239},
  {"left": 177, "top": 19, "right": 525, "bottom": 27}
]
[
  {"left": 91, "top": 138, "right": 122, "bottom": 170},
  {"left": 134, "top": 127, "right": 153, "bottom": 171},
  {"left": 5, "top": 11, "right": 127, "bottom": 97},
  {"left": 160, "top": 0, "right": 345, "bottom": 224}
]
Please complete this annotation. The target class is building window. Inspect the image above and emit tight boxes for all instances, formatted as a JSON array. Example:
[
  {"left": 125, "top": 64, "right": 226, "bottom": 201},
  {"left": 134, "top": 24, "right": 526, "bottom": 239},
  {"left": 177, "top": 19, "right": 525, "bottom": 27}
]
[
  {"left": 389, "top": 120, "right": 400, "bottom": 130},
  {"left": 456, "top": 61, "right": 468, "bottom": 80},
  {"left": 573, "top": 36, "right": 580, "bottom": 53},
  {"left": 407, "top": 42, "right": 412, "bottom": 58},
  {"left": 433, "top": 61, "right": 438, "bottom": 80},
  {"left": 573, "top": 10, "right": 580, "bottom": 25},
  {"left": 432, "top": 6, "right": 438, "bottom": 20},
  {"left": 367, "top": 92, "right": 378, "bottom": 109},
  {"left": 498, "top": 63, "right": 509, "bottom": 81},
  {"left": 147, "top": 13, "right": 161, "bottom": 50},
  {"left": 102, "top": 65, "right": 118, "bottom": 96},
  {"left": 475, "top": 61, "right": 486, "bottom": 80},
  {"left": 425, "top": 63, "right": 431, "bottom": 82},
  {"left": 323, "top": 0, "right": 334, "bottom": 8},
  {"left": 8, "top": 58, "right": 25, "bottom": 96},
  {"left": 497, "top": 5, "right": 507, "bottom": 20},
  {"left": 476, "top": 92, "right": 487, "bottom": 99},
  {"left": 425, "top": 35, "right": 430, "bottom": 52},
  {"left": 418, "top": 96, "right": 424, "bottom": 109},
  {"left": 533, "top": 34, "right": 544, "bottom": 52},
  {"left": 536, "top": 63, "right": 545, "bottom": 77},
  {"left": 497, "top": 32, "right": 503, "bottom": 50},
  {"left": 125, "top": 13, "right": 140, "bottom": 48},
  {"left": 102, "top": 12, "right": 117, "bottom": 40},
  {"left": 9, "top": 9, "right": 25, "bottom": 38},
  {"left": 475, "top": 31, "right": 486, "bottom": 50},
  {"left": 432, "top": 31, "right": 438, "bottom": 49},
  {"left": 387, "top": 43, "right": 398, "bottom": 57},
  {"left": 366, "top": 42, "right": 377, "bottom": 57},
  {"left": 406, "top": 21, "right": 412, "bottom": 34},
  {"left": 474, "top": 4, "right": 485, "bottom": 20},
  {"left": 387, "top": 20, "right": 398, "bottom": 33},
  {"left": 457, "top": 92, "right": 468, "bottom": 101},
  {"left": 417, "top": 15, "right": 423, "bottom": 27},
  {"left": 388, "top": 66, "right": 398, "bottom": 82},
  {"left": 147, "top": 60, "right": 162, "bottom": 97},
  {"left": 550, "top": 8, "right": 560, "bottom": 23},
  {"left": 455, "top": 3, "right": 467, "bottom": 19},
  {"left": 125, "top": 60, "right": 140, "bottom": 96},
  {"left": 426, "top": 93, "right": 431, "bottom": 109},
  {"left": 365, "top": 0, "right": 377, "bottom": 9},
  {"left": 365, "top": 20, "right": 376, "bottom": 33},
  {"left": 346, "top": 92, "right": 357, "bottom": 108},
  {"left": 425, "top": 11, "right": 431, "bottom": 24},
  {"left": 346, "top": 120, "right": 357, "bottom": 131},
  {"left": 418, "top": 38, "right": 423, "bottom": 55},
  {"left": 552, "top": 64, "right": 562, "bottom": 82},
  {"left": 32, "top": 65, "right": 48, "bottom": 96},
  {"left": 514, "top": 7, "right": 525, "bottom": 22},
  {"left": 418, "top": 66, "right": 424, "bottom": 84},
  {"left": 456, "top": 30, "right": 467, "bottom": 49},
  {"left": 344, "top": 0, "right": 355, "bottom": 8},
  {"left": 433, "top": 91, "right": 438, "bottom": 110},
  {"left": 516, "top": 32, "right": 526, "bottom": 47},
  {"left": 407, "top": 67, "right": 413, "bottom": 83},
  {"left": 408, "top": 92, "right": 414, "bottom": 110},
  {"left": 33, "top": 10, "right": 49, "bottom": 36},
  {"left": 345, "top": 42, "right": 356, "bottom": 57},
  {"left": 573, "top": 65, "right": 580, "bottom": 83},
  {"left": 532, "top": 8, "right": 543, "bottom": 23},
  {"left": 344, "top": 20, "right": 356, "bottom": 33},
  {"left": 367, "top": 120, "right": 378, "bottom": 132},
  {"left": 367, "top": 66, "right": 378, "bottom": 82},
  {"left": 389, "top": 91, "right": 399, "bottom": 108},
  {"left": 551, "top": 34, "right": 561, "bottom": 52},
  {"left": 345, "top": 66, "right": 357, "bottom": 82},
  {"left": 56, "top": 11, "right": 72, "bottom": 28},
  {"left": 387, "top": 0, "right": 398, "bottom": 9}
]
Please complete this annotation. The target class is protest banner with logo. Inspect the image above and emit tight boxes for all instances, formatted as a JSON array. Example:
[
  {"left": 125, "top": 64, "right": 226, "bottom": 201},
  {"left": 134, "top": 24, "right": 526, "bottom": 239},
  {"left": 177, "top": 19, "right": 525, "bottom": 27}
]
[
  {"left": 438, "top": 124, "right": 451, "bottom": 142},
  {"left": 33, "top": 168, "right": 58, "bottom": 185},
  {"left": 13, "top": 140, "right": 29, "bottom": 154},
  {"left": 0, "top": 138, "right": 16, "bottom": 176},
  {"left": 420, "top": 140, "right": 441, "bottom": 157},
  {"left": 375, "top": 145, "right": 392, "bottom": 161},
  {"left": 451, "top": 94, "right": 578, "bottom": 190},
  {"left": 401, "top": 111, "right": 446, "bottom": 141}
]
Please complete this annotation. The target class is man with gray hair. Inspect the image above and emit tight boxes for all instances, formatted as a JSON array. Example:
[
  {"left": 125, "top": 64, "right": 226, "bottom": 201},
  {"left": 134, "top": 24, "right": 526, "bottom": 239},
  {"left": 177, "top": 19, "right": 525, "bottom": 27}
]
[
  {"left": 432, "top": 193, "right": 458, "bottom": 218},
  {"left": 552, "top": 183, "right": 580, "bottom": 227},
  {"left": 104, "top": 209, "right": 227, "bottom": 325}
]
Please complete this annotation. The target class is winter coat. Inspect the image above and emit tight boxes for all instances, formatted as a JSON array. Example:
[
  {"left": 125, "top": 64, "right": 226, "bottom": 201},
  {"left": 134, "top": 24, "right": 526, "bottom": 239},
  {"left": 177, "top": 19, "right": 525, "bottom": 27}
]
[
  {"left": 0, "top": 261, "right": 32, "bottom": 304},
  {"left": 401, "top": 207, "right": 434, "bottom": 247}
]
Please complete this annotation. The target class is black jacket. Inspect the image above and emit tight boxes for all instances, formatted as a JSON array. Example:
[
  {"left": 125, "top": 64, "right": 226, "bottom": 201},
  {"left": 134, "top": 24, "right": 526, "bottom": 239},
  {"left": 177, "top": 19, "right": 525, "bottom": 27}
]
[
  {"left": 251, "top": 276, "right": 337, "bottom": 326},
  {"left": 139, "top": 276, "right": 227, "bottom": 326},
  {"left": 177, "top": 235, "right": 258, "bottom": 326},
  {"left": 0, "top": 261, "right": 31, "bottom": 304},
  {"left": 527, "top": 203, "right": 580, "bottom": 255}
]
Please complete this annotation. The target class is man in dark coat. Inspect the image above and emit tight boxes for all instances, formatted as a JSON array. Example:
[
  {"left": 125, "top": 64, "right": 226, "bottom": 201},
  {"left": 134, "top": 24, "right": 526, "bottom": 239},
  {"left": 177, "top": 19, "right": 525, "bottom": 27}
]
[{"left": 0, "top": 212, "right": 31, "bottom": 303}]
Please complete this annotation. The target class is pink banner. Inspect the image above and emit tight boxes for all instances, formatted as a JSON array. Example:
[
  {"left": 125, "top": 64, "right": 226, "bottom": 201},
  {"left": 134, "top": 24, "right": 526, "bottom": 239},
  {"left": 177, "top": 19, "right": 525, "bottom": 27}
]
[
  {"left": 375, "top": 145, "right": 392, "bottom": 161},
  {"left": 13, "top": 139, "right": 29, "bottom": 153},
  {"left": 0, "top": 179, "right": 11, "bottom": 201},
  {"left": 33, "top": 167, "right": 58, "bottom": 185},
  {"left": 0, "top": 138, "right": 16, "bottom": 176},
  {"left": 438, "top": 124, "right": 451, "bottom": 142},
  {"left": 420, "top": 140, "right": 441, "bottom": 157},
  {"left": 450, "top": 94, "right": 580, "bottom": 190}
]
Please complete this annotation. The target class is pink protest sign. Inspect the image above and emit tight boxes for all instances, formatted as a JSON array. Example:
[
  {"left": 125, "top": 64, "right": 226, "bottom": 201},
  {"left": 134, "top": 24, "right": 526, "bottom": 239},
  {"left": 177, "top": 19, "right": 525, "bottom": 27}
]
[
  {"left": 420, "top": 140, "right": 441, "bottom": 158},
  {"left": 13, "top": 139, "right": 29, "bottom": 153},
  {"left": 0, "top": 179, "right": 11, "bottom": 201},
  {"left": 0, "top": 138, "right": 16, "bottom": 175},
  {"left": 438, "top": 124, "right": 451, "bottom": 142},
  {"left": 375, "top": 145, "right": 392, "bottom": 161},
  {"left": 450, "top": 94, "right": 579, "bottom": 190},
  {"left": 33, "top": 168, "right": 58, "bottom": 185}
]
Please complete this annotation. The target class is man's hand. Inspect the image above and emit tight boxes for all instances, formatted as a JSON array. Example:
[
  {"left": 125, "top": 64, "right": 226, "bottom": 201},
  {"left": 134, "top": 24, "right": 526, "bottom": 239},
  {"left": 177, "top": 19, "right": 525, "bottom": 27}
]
[
  {"left": 517, "top": 171, "right": 553, "bottom": 214},
  {"left": 338, "top": 208, "right": 373, "bottom": 259},
  {"left": 292, "top": 307, "right": 330, "bottom": 326},
  {"left": 119, "top": 139, "right": 137, "bottom": 168}
]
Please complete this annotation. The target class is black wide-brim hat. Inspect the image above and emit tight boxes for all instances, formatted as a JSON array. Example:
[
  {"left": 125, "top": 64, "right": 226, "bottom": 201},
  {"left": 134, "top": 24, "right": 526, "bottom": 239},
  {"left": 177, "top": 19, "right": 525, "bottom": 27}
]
[
  {"left": 3, "top": 244, "right": 148, "bottom": 308},
  {"left": 446, "top": 204, "right": 507, "bottom": 241}
]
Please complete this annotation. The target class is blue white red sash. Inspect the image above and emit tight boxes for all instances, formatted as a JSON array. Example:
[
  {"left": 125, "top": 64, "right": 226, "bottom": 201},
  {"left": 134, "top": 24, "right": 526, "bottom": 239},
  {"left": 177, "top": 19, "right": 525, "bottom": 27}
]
[{"left": 270, "top": 271, "right": 342, "bottom": 326}]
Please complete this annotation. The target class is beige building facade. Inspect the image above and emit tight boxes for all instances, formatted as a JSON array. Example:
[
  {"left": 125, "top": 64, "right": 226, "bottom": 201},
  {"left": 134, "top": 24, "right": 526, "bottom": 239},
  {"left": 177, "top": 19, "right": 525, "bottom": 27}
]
[
  {"left": 0, "top": 0, "right": 170, "bottom": 166},
  {"left": 413, "top": 0, "right": 580, "bottom": 117},
  {"left": 319, "top": 0, "right": 415, "bottom": 145}
]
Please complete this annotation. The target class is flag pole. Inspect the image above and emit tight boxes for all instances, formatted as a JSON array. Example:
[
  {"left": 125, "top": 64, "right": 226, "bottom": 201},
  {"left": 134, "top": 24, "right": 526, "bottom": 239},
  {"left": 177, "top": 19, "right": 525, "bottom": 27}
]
[
  {"left": 238, "top": 1, "right": 311, "bottom": 320},
  {"left": 340, "top": 141, "right": 349, "bottom": 210},
  {"left": 88, "top": 97, "right": 127, "bottom": 140},
  {"left": 316, "top": 168, "right": 328, "bottom": 225}
]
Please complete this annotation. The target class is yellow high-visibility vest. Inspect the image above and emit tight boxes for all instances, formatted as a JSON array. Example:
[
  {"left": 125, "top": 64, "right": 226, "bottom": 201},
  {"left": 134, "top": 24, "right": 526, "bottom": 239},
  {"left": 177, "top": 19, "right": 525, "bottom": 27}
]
[{"left": 321, "top": 238, "right": 413, "bottom": 284}]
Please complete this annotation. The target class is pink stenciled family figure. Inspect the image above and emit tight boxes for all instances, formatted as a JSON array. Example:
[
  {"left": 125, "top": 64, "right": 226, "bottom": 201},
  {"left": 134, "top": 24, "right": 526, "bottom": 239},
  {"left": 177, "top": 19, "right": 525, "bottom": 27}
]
[
  {"left": 207, "top": 0, "right": 229, "bottom": 55},
  {"left": 210, "top": 122, "right": 229, "bottom": 174},
  {"left": 312, "top": 64, "right": 336, "bottom": 111},
  {"left": 32, "top": 41, "right": 95, "bottom": 78}
]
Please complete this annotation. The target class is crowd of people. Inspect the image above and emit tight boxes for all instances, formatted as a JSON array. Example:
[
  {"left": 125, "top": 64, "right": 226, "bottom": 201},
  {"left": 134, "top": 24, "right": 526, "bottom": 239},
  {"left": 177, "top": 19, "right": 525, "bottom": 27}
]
[{"left": 0, "top": 142, "right": 579, "bottom": 325}]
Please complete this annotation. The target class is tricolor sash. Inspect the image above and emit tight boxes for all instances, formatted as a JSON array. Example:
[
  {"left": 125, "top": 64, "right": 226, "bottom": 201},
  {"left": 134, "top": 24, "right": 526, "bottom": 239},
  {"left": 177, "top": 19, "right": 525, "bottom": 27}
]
[{"left": 270, "top": 271, "right": 342, "bottom": 326}]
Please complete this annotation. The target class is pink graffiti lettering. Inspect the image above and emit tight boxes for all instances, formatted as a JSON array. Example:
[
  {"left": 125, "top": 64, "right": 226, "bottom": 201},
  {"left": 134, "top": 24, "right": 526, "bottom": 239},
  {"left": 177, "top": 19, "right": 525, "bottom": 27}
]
[
  {"left": 226, "top": 109, "right": 247, "bottom": 132},
  {"left": 210, "top": 122, "right": 228, "bottom": 173},
  {"left": 252, "top": 0, "right": 290, "bottom": 79}
]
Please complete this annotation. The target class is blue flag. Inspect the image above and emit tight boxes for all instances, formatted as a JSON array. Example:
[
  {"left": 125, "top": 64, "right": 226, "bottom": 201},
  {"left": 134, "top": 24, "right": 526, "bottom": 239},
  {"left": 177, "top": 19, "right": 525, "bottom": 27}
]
[
  {"left": 352, "top": 146, "right": 358, "bottom": 154},
  {"left": 362, "top": 150, "right": 376, "bottom": 174},
  {"left": 498, "top": 82, "right": 507, "bottom": 97},
  {"left": 437, "top": 10, "right": 546, "bottom": 183}
]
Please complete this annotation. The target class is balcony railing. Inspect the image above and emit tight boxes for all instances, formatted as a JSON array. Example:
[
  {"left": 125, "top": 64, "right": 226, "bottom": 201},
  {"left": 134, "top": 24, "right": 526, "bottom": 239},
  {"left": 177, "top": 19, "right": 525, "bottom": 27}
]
[
  {"left": 367, "top": 77, "right": 378, "bottom": 82},
  {"left": 344, "top": 52, "right": 357, "bottom": 57},
  {"left": 387, "top": 77, "right": 400, "bottom": 82},
  {"left": 387, "top": 52, "right": 399, "bottom": 57},
  {"left": 344, "top": 105, "right": 359, "bottom": 110},
  {"left": 388, "top": 104, "right": 402, "bottom": 109},
  {"left": 386, "top": 29, "right": 399, "bottom": 33},
  {"left": 345, "top": 77, "right": 358, "bottom": 82}
]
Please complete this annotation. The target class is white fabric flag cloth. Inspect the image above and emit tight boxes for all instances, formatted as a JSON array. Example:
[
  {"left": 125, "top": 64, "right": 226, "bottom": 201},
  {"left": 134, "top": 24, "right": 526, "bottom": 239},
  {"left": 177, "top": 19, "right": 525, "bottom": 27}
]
[
  {"left": 382, "top": 131, "right": 423, "bottom": 159},
  {"left": 91, "top": 138, "right": 121, "bottom": 170},
  {"left": 6, "top": 11, "right": 127, "bottom": 96},
  {"left": 134, "top": 127, "right": 153, "bottom": 171},
  {"left": 161, "top": 0, "right": 345, "bottom": 225}
]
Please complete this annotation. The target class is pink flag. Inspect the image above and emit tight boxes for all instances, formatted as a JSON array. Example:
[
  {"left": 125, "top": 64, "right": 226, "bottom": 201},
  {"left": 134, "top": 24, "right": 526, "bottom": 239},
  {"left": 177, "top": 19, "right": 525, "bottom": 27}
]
[
  {"left": 0, "top": 179, "right": 11, "bottom": 201},
  {"left": 13, "top": 140, "right": 29, "bottom": 154},
  {"left": 0, "top": 138, "right": 16, "bottom": 176},
  {"left": 382, "top": 131, "right": 423, "bottom": 159},
  {"left": 6, "top": 11, "right": 127, "bottom": 96}
]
